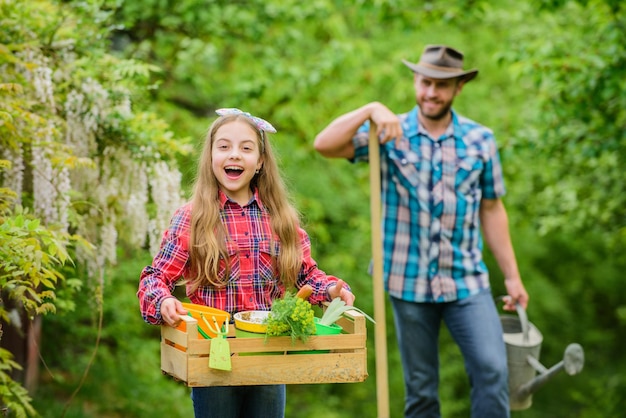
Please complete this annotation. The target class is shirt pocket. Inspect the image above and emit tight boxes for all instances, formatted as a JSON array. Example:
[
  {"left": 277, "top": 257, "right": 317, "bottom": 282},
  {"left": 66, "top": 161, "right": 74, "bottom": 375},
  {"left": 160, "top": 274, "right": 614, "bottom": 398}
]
[
  {"left": 219, "top": 241, "right": 240, "bottom": 284},
  {"left": 455, "top": 154, "right": 484, "bottom": 195},
  {"left": 257, "top": 239, "right": 280, "bottom": 285},
  {"left": 388, "top": 148, "right": 422, "bottom": 190}
]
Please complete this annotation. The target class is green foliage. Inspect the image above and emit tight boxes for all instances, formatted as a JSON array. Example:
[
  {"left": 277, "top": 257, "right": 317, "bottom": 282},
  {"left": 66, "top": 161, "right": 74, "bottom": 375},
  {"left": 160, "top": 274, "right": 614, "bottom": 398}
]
[
  {"left": 2, "top": 210, "right": 68, "bottom": 316},
  {"left": 6, "top": 0, "right": 625, "bottom": 416},
  {"left": 1, "top": 0, "right": 189, "bottom": 416},
  {"left": 319, "top": 297, "right": 375, "bottom": 326},
  {"left": 0, "top": 166, "right": 90, "bottom": 416},
  {"left": 0, "top": 347, "right": 36, "bottom": 418},
  {"left": 482, "top": 6, "right": 626, "bottom": 413},
  {"left": 494, "top": 0, "right": 626, "bottom": 243},
  {"left": 34, "top": 249, "right": 193, "bottom": 417},
  {"left": 266, "top": 292, "right": 316, "bottom": 342}
]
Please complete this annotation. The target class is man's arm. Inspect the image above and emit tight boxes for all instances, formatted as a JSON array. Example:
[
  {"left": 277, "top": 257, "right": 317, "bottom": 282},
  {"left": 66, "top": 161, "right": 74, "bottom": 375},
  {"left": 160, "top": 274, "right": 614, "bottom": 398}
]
[
  {"left": 480, "top": 198, "right": 529, "bottom": 310},
  {"left": 314, "top": 101, "right": 402, "bottom": 159}
]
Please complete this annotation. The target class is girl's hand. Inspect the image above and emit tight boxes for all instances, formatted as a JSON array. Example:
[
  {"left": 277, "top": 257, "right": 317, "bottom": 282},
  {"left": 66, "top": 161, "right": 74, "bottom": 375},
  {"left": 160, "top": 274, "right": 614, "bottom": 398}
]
[
  {"left": 160, "top": 297, "right": 188, "bottom": 327},
  {"left": 328, "top": 279, "right": 355, "bottom": 306}
]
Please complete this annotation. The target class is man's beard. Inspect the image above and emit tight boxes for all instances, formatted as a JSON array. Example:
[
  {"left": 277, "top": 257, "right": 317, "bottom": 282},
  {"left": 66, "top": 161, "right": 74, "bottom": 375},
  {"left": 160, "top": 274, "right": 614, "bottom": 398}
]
[{"left": 419, "top": 101, "right": 452, "bottom": 121}]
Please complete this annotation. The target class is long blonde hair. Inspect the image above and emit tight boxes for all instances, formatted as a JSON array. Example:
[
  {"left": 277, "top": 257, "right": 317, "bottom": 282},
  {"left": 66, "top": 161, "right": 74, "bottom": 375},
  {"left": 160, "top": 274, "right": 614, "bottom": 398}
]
[{"left": 188, "top": 114, "right": 302, "bottom": 291}]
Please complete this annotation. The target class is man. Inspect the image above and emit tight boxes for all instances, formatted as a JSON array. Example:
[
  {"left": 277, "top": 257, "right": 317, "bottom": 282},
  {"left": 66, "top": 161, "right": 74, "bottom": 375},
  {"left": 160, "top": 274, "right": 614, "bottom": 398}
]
[{"left": 314, "top": 45, "right": 529, "bottom": 418}]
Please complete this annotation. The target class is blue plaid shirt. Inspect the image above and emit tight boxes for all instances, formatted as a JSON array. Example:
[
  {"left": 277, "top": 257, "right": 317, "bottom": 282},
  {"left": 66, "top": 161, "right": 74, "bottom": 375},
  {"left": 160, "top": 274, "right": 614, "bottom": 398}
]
[{"left": 353, "top": 106, "right": 506, "bottom": 303}]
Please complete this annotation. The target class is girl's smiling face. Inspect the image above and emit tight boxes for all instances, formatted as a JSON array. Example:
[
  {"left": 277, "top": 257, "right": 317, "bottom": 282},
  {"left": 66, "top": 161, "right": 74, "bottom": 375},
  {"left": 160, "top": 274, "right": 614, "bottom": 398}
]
[{"left": 211, "top": 120, "right": 263, "bottom": 205}]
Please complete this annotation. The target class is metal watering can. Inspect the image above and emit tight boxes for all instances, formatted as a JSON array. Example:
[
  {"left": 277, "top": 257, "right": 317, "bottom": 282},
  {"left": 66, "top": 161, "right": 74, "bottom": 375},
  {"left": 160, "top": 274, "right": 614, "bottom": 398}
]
[{"left": 500, "top": 303, "right": 585, "bottom": 410}]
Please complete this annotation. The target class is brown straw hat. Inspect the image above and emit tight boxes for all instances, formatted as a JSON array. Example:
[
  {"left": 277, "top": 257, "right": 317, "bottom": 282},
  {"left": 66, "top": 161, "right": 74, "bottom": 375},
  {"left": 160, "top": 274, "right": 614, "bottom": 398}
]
[{"left": 402, "top": 45, "right": 478, "bottom": 82}]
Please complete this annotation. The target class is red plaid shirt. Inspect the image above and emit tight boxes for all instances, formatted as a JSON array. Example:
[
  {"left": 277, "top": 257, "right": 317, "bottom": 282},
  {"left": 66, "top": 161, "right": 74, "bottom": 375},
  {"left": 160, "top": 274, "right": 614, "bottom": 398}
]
[{"left": 138, "top": 189, "right": 342, "bottom": 324}]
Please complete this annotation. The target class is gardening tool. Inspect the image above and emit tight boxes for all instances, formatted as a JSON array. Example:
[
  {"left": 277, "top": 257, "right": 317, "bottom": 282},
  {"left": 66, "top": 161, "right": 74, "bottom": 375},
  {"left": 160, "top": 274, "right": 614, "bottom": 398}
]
[
  {"left": 501, "top": 303, "right": 585, "bottom": 410},
  {"left": 180, "top": 302, "right": 229, "bottom": 339},
  {"left": 201, "top": 314, "right": 232, "bottom": 371},
  {"left": 369, "top": 123, "right": 390, "bottom": 418}
]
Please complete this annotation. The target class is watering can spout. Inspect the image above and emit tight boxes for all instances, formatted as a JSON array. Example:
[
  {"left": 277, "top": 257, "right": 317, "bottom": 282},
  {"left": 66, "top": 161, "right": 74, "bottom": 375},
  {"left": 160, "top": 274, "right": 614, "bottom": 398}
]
[
  {"left": 501, "top": 302, "right": 585, "bottom": 411},
  {"left": 512, "top": 343, "right": 585, "bottom": 403}
]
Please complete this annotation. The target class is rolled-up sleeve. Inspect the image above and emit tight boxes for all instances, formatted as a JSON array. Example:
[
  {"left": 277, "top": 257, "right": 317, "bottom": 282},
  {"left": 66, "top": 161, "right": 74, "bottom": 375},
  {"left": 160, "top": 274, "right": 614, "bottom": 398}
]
[
  {"left": 352, "top": 122, "right": 371, "bottom": 163},
  {"left": 295, "top": 227, "right": 349, "bottom": 306},
  {"left": 480, "top": 132, "right": 506, "bottom": 199},
  {"left": 137, "top": 204, "right": 191, "bottom": 324}
]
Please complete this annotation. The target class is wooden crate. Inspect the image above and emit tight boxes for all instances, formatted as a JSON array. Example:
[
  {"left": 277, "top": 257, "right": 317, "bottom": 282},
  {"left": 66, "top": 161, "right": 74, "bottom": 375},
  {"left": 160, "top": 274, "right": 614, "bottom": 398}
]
[{"left": 161, "top": 310, "right": 368, "bottom": 387}]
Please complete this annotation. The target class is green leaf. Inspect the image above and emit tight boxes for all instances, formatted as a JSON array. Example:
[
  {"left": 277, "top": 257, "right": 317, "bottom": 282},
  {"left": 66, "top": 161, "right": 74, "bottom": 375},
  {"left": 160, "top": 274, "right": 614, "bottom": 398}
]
[{"left": 319, "top": 298, "right": 375, "bottom": 326}]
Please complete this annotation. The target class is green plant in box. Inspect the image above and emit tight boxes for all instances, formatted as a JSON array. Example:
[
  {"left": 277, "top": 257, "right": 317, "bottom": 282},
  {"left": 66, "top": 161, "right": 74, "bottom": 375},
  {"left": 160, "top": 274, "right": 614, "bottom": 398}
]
[
  {"left": 319, "top": 298, "right": 376, "bottom": 326},
  {"left": 265, "top": 291, "right": 316, "bottom": 343}
]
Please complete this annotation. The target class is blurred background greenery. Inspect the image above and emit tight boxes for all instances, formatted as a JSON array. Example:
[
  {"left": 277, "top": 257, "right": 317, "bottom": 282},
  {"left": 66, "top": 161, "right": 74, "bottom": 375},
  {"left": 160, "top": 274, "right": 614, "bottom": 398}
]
[{"left": 2, "top": 0, "right": 625, "bottom": 416}]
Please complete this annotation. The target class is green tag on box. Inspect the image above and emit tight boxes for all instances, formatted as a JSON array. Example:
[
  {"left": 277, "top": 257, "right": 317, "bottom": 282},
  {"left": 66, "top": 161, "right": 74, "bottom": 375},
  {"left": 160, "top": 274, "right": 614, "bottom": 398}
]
[
  {"left": 201, "top": 313, "right": 232, "bottom": 371},
  {"left": 209, "top": 337, "right": 231, "bottom": 371}
]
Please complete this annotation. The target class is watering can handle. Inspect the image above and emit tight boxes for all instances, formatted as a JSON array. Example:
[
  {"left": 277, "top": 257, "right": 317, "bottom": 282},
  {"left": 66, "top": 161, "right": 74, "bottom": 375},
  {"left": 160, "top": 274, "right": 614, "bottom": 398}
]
[
  {"left": 497, "top": 295, "right": 530, "bottom": 344},
  {"left": 515, "top": 302, "right": 530, "bottom": 344}
]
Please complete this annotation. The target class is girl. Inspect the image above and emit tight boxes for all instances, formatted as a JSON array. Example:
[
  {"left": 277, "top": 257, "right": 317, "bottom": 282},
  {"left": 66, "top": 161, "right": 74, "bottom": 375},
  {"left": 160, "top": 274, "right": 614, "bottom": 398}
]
[{"left": 138, "top": 108, "right": 354, "bottom": 418}]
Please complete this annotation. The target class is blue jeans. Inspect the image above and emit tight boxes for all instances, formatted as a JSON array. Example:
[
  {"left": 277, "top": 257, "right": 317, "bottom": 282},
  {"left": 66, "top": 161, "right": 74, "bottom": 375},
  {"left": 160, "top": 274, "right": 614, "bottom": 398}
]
[
  {"left": 191, "top": 385, "right": 285, "bottom": 418},
  {"left": 390, "top": 290, "right": 509, "bottom": 418}
]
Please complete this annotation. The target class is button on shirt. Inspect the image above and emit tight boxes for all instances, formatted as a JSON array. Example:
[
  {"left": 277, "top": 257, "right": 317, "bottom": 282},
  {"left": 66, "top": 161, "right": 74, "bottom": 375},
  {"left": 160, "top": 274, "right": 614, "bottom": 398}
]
[
  {"left": 138, "top": 189, "right": 339, "bottom": 324},
  {"left": 352, "top": 106, "right": 506, "bottom": 303}
]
